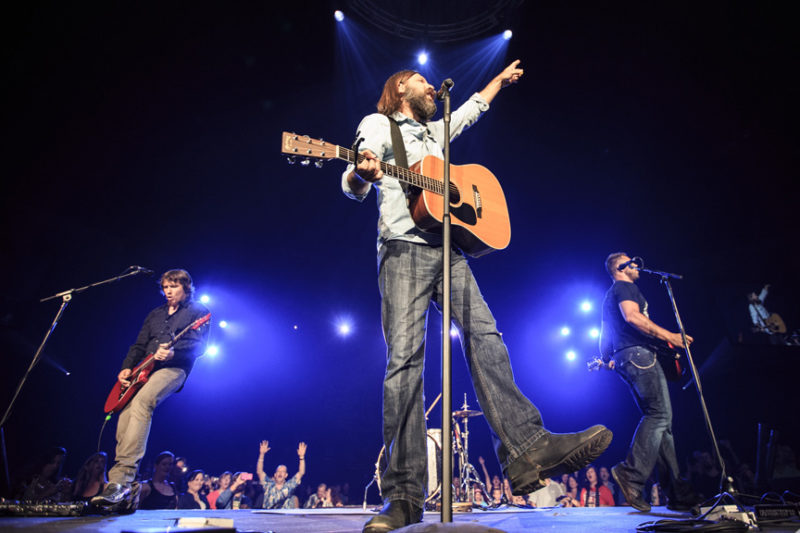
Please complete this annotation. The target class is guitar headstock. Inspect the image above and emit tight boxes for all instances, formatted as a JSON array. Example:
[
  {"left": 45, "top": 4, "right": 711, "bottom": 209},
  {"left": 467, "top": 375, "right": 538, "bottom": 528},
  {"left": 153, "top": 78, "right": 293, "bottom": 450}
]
[
  {"left": 281, "top": 132, "right": 336, "bottom": 167},
  {"left": 192, "top": 313, "right": 212, "bottom": 330}
]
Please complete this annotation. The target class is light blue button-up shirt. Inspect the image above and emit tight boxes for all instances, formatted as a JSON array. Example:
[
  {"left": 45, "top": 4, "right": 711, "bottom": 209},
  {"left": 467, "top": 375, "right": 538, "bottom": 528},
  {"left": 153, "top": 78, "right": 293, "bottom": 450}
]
[{"left": 342, "top": 93, "right": 490, "bottom": 253}]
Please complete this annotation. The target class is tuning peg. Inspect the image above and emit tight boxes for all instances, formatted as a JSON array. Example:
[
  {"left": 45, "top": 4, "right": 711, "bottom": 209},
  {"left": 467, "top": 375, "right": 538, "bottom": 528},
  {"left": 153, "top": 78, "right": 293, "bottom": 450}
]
[
  {"left": 315, "top": 161, "right": 324, "bottom": 168},
  {"left": 301, "top": 158, "right": 311, "bottom": 166},
  {"left": 286, "top": 156, "right": 296, "bottom": 165}
]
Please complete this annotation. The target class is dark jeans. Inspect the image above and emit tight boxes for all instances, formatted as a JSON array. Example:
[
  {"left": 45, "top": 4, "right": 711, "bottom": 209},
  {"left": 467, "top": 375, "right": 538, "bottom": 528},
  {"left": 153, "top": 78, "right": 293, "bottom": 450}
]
[
  {"left": 613, "top": 346, "right": 681, "bottom": 496},
  {"left": 378, "top": 240, "right": 545, "bottom": 508}
]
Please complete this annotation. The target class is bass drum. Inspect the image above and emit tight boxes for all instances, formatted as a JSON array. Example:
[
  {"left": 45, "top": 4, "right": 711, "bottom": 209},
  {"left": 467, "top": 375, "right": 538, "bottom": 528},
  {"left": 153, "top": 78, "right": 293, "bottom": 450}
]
[{"left": 375, "top": 429, "right": 443, "bottom": 503}]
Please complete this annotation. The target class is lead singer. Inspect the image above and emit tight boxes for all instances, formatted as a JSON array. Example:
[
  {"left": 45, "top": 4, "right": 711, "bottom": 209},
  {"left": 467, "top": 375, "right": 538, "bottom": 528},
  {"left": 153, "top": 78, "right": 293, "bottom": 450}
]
[{"left": 342, "top": 61, "right": 613, "bottom": 532}]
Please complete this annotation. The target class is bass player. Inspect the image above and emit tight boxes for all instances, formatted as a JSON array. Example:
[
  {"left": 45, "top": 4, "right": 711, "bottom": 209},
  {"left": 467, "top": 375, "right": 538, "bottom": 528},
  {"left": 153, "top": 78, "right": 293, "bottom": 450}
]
[{"left": 599, "top": 252, "right": 696, "bottom": 512}]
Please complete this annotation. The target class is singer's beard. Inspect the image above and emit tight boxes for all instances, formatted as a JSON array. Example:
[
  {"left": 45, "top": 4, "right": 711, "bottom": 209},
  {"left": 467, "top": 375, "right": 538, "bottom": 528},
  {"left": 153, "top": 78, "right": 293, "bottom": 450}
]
[{"left": 405, "top": 93, "right": 437, "bottom": 122}]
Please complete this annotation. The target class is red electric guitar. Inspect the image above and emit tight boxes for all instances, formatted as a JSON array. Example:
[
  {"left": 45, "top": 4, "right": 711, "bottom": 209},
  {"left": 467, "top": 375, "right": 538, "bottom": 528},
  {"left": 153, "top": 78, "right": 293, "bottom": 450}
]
[
  {"left": 281, "top": 132, "right": 511, "bottom": 257},
  {"left": 103, "top": 313, "right": 211, "bottom": 414}
]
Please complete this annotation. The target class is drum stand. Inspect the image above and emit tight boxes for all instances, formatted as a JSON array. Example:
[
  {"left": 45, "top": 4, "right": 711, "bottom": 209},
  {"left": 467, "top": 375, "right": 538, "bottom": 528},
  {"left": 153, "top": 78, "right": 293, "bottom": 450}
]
[{"left": 453, "top": 396, "right": 491, "bottom": 506}]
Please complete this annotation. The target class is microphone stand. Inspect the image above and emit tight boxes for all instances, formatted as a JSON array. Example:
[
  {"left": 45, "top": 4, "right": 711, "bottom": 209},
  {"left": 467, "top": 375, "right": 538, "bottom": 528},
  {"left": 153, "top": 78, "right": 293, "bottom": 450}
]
[
  {"left": 0, "top": 267, "right": 149, "bottom": 494},
  {"left": 438, "top": 79, "right": 454, "bottom": 523},
  {"left": 637, "top": 266, "right": 735, "bottom": 495}
]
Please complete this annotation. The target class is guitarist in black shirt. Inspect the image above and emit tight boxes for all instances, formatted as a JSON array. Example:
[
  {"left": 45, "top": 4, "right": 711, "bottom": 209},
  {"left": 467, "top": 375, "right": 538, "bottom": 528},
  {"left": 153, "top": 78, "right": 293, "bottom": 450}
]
[
  {"left": 599, "top": 253, "right": 696, "bottom": 512},
  {"left": 93, "top": 269, "right": 209, "bottom": 510}
]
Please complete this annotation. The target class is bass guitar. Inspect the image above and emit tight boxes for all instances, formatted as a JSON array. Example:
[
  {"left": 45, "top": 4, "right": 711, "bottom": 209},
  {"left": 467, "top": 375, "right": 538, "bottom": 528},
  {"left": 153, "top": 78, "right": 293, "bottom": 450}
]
[
  {"left": 103, "top": 313, "right": 211, "bottom": 414},
  {"left": 281, "top": 132, "right": 511, "bottom": 257},
  {"left": 587, "top": 340, "right": 686, "bottom": 382}
]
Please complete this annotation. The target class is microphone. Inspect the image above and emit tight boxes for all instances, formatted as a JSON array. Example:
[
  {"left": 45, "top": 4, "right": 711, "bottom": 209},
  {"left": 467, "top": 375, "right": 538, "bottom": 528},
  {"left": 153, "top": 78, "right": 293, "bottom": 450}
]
[
  {"left": 617, "top": 256, "right": 644, "bottom": 272},
  {"left": 436, "top": 79, "right": 454, "bottom": 101},
  {"left": 130, "top": 265, "right": 154, "bottom": 275}
]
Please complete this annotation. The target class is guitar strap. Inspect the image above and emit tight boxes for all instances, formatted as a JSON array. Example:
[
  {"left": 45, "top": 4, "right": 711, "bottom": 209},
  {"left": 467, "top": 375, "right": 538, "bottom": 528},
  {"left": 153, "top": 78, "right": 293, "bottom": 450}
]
[{"left": 387, "top": 117, "right": 412, "bottom": 197}]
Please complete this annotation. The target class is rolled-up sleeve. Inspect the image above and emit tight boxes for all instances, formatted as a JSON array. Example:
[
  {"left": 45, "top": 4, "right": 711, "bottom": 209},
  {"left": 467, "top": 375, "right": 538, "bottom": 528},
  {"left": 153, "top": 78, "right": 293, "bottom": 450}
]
[
  {"left": 341, "top": 113, "right": 390, "bottom": 201},
  {"left": 428, "top": 93, "right": 490, "bottom": 146}
]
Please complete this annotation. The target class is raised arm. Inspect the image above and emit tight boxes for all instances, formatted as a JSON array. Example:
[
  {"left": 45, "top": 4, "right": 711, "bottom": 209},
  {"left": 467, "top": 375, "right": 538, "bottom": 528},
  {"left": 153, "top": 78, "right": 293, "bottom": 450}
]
[
  {"left": 256, "top": 440, "right": 270, "bottom": 483},
  {"left": 296, "top": 442, "right": 307, "bottom": 480},
  {"left": 478, "top": 60, "right": 523, "bottom": 104},
  {"left": 478, "top": 456, "right": 491, "bottom": 489}
]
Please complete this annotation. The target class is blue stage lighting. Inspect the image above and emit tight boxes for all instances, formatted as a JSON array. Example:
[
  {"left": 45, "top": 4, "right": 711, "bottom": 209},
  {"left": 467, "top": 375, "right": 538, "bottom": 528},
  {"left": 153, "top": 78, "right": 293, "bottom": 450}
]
[
  {"left": 219, "top": 320, "right": 228, "bottom": 329},
  {"left": 338, "top": 322, "right": 351, "bottom": 336},
  {"left": 334, "top": 10, "right": 344, "bottom": 22},
  {"left": 566, "top": 350, "right": 577, "bottom": 361},
  {"left": 589, "top": 327, "right": 600, "bottom": 338},
  {"left": 200, "top": 294, "right": 210, "bottom": 304},
  {"left": 560, "top": 326, "right": 571, "bottom": 336},
  {"left": 503, "top": 30, "right": 513, "bottom": 40},
  {"left": 450, "top": 326, "right": 459, "bottom": 338},
  {"left": 417, "top": 51, "right": 428, "bottom": 65},
  {"left": 205, "top": 345, "right": 219, "bottom": 357},
  {"left": 580, "top": 300, "right": 592, "bottom": 312},
  {"left": 293, "top": 324, "right": 298, "bottom": 331}
]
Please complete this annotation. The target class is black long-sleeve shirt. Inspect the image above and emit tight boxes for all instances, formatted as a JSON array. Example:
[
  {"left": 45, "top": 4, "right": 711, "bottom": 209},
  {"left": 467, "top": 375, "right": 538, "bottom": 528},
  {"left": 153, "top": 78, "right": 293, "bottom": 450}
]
[{"left": 121, "top": 299, "right": 210, "bottom": 377}]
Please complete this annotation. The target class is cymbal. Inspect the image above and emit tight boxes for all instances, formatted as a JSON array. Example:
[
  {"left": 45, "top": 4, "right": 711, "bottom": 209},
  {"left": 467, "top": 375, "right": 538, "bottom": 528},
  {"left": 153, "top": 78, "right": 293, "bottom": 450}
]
[{"left": 452, "top": 409, "right": 483, "bottom": 418}]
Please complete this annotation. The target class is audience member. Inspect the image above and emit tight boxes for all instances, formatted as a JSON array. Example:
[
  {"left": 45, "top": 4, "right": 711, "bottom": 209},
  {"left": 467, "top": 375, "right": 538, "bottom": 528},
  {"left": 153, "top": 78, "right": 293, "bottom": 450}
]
[
  {"left": 208, "top": 471, "right": 232, "bottom": 509},
  {"left": 17, "top": 446, "right": 71, "bottom": 502},
  {"left": 215, "top": 472, "right": 253, "bottom": 509},
  {"left": 598, "top": 466, "right": 619, "bottom": 505},
  {"left": 304, "top": 483, "right": 333, "bottom": 508},
  {"left": 560, "top": 475, "right": 580, "bottom": 507},
  {"left": 256, "top": 441, "right": 306, "bottom": 509},
  {"left": 169, "top": 456, "right": 189, "bottom": 493},
  {"left": 72, "top": 452, "right": 108, "bottom": 501},
  {"left": 528, "top": 477, "right": 565, "bottom": 507},
  {"left": 477, "top": 456, "right": 504, "bottom": 505},
  {"left": 178, "top": 469, "right": 210, "bottom": 509},
  {"left": 578, "top": 465, "right": 614, "bottom": 507},
  {"left": 139, "top": 451, "right": 178, "bottom": 510}
]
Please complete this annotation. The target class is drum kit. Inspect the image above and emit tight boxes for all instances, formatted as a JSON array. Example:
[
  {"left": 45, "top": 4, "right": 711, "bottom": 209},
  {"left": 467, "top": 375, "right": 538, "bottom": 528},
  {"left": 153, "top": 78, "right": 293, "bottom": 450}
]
[{"left": 362, "top": 394, "right": 492, "bottom": 510}]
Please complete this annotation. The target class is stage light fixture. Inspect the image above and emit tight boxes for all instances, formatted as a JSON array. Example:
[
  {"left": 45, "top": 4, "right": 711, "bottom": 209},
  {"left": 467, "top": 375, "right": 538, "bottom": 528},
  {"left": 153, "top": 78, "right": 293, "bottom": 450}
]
[
  {"left": 205, "top": 345, "right": 219, "bottom": 357},
  {"left": 200, "top": 294, "right": 210, "bottom": 304},
  {"left": 219, "top": 320, "right": 228, "bottom": 329},
  {"left": 334, "top": 10, "right": 344, "bottom": 22},
  {"left": 589, "top": 327, "right": 600, "bottom": 338},
  {"left": 503, "top": 30, "right": 512, "bottom": 40},
  {"left": 580, "top": 300, "right": 592, "bottom": 312},
  {"left": 417, "top": 51, "right": 428, "bottom": 65},
  {"left": 560, "top": 326, "right": 571, "bottom": 336},
  {"left": 566, "top": 350, "right": 577, "bottom": 361},
  {"left": 338, "top": 322, "right": 351, "bottom": 336}
]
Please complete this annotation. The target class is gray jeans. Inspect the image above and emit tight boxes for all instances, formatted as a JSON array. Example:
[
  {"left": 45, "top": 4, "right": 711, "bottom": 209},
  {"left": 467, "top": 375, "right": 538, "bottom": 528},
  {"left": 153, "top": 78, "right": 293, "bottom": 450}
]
[
  {"left": 108, "top": 367, "right": 186, "bottom": 485},
  {"left": 377, "top": 240, "right": 545, "bottom": 507}
]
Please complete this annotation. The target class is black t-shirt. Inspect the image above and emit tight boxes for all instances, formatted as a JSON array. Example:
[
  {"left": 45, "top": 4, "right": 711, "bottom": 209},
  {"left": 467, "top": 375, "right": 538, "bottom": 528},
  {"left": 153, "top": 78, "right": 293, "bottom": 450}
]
[{"left": 602, "top": 280, "right": 651, "bottom": 351}]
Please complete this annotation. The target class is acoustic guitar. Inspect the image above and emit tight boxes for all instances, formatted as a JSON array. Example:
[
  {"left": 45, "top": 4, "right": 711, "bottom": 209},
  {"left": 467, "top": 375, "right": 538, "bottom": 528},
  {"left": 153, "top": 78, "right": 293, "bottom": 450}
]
[
  {"left": 281, "top": 132, "right": 511, "bottom": 257},
  {"left": 103, "top": 313, "right": 211, "bottom": 414}
]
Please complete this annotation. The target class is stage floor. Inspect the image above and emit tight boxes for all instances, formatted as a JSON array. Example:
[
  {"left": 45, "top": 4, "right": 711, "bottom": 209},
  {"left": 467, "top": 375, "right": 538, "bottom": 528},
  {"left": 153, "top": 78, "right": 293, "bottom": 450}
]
[{"left": 2, "top": 505, "right": 795, "bottom": 533}]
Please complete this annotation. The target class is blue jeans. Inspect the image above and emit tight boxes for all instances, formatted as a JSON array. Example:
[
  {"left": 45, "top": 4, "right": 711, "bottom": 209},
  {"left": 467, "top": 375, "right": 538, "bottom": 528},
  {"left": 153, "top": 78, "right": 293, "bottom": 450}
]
[
  {"left": 613, "top": 346, "right": 681, "bottom": 494},
  {"left": 377, "top": 241, "right": 545, "bottom": 508}
]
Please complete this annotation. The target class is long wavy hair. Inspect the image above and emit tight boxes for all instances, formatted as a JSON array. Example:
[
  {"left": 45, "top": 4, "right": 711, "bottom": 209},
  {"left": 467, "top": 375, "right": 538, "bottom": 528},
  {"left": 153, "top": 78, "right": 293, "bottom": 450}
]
[{"left": 376, "top": 70, "right": 417, "bottom": 116}]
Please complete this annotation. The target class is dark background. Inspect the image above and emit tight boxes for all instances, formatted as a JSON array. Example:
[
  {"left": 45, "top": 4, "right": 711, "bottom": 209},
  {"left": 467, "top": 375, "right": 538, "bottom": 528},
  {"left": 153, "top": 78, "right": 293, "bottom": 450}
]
[{"left": 1, "top": 2, "right": 797, "bottom": 500}]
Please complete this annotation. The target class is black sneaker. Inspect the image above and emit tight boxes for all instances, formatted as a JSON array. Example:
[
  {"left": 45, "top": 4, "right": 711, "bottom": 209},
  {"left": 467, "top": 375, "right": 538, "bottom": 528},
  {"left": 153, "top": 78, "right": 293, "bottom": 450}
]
[
  {"left": 505, "top": 425, "right": 613, "bottom": 496},
  {"left": 90, "top": 482, "right": 131, "bottom": 508},
  {"left": 363, "top": 500, "right": 423, "bottom": 533},
  {"left": 611, "top": 465, "right": 650, "bottom": 512}
]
